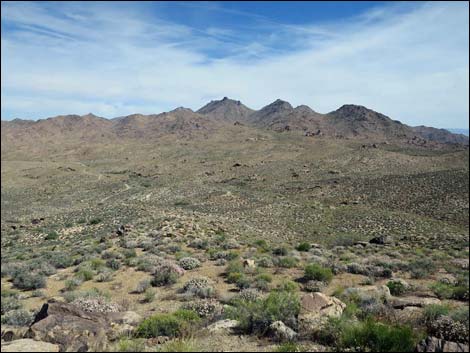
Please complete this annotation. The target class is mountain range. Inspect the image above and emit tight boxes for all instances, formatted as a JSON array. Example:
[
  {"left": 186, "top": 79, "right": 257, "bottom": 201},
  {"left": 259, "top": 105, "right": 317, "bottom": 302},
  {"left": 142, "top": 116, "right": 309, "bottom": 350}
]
[{"left": 2, "top": 98, "right": 469, "bottom": 148}]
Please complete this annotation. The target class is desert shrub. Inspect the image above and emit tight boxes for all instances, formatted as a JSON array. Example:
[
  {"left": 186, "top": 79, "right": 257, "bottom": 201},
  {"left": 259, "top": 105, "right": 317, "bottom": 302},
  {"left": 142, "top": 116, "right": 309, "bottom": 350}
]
[
  {"left": 222, "top": 239, "right": 240, "bottom": 250},
  {"left": 450, "top": 306, "right": 469, "bottom": 325},
  {"left": 304, "top": 263, "right": 333, "bottom": 283},
  {"left": 225, "top": 260, "right": 244, "bottom": 275},
  {"left": 408, "top": 258, "right": 436, "bottom": 279},
  {"left": 64, "top": 277, "right": 83, "bottom": 291},
  {"left": 157, "top": 338, "right": 201, "bottom": 352},
  {"left": 1, "top": 309, "right": 34, "bottom": 326},
  {"left": 296, "top": 242, "right": 311, "bottom": 252},
  {"left": 106, "top": 258, "right": 121, "bottom": 270},
  {"left": 430, "top": 282, "right": 468, "bottom": 301},
  {"left": 276, "top": 257, "right": 298, "bottom": 268},
  {"left": 273, "top": 247, "right": 289, "bottom": 256},
  {"left": 142, "top": 288, "right": 156, "bottom": 303},
  {"left": 253, "top": 273, "right": 272, "bottom": 291},
  {"left": 235, "top": 275, "right": 251, "bottom": 290},
  {"left": 90, "top": 258, "right": 105, "bottom": 271},
  {"left": 338, "top": 319, "right": 417, "bottom": 352},
  {"left": 96, "top": 270, "right": 113, "bottom": 282},
  {"left": 225, "top": 291, "right": 300, "bottom": 335},
  {"left": 1, "top": 296, "right": 21, "bottom": 315},
  {"left": 237, "top": 288, "right": 261, "bottom": 302},
  {"left": 152, "top": 270, "right": 178, "bottom": 287},
  {"left": 423, "top": 304, "right": 450, "bottom": 324},
  {"left": 135, "top": 310, "right": 200, "bottom": 338},
  {"left": 183, "top": 277, "right": 215, "bottom": 298},
  {"left": 182, "top": 299, "right": 223, "bottom": 318},
  {"left": 45, "top": 231, "right": 59, "bottom": 240},
  {"left": 135, "top": 314, "right": 181, "bottom": 338},
  {"left": 178, "top": 257, "right": 201, "bottom": 270},
  {"left": 189, "top": 239, "right": 208, "bottom": 250},
  {"left": 116, "top": 338, "right": 146, "bottom": 352},
  {"left": 49, "top": 253, "right": 74, "bottom": 269},
  {"left": 276, "top": 280, "right": 299, "bottom": 292},
  {"left": 75, "top": 268, "right": 94, "bottom": 281},
  {"left": 12, "top": 270, "right": 46, "bottom": 290},
  {"left": 428, "top": 316, "right": 469, "bottom": 343},
  {"left": 387, "top": 280, "right": 406, "bottom": 296},
  {"left": 303, "top": 280, "right": 325, "bottom": 293},
  {"left": 88, "top": 218, "right": 102, "bottom": 225},
  {"left": 254, "top": 239, "right": 270, "bottom": 252},
  {"left": 135, "top": 279, "right": 151, "bottom": 294},
  {"left": 257, "top": 256, "right": 274, "bottom": 268}
]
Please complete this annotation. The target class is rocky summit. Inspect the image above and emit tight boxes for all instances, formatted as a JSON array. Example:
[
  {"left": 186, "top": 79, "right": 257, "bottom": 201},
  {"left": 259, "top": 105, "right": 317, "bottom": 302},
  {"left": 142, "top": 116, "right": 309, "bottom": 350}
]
[{"left": 1, "top": 98, "right": 469, "bottom": 352}]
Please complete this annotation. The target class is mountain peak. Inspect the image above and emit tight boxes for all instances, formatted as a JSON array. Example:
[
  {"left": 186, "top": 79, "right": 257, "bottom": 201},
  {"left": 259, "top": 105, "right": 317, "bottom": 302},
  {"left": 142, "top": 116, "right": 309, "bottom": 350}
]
[{"left": 197, "top": 97, "right": 253, "bottom": 122}]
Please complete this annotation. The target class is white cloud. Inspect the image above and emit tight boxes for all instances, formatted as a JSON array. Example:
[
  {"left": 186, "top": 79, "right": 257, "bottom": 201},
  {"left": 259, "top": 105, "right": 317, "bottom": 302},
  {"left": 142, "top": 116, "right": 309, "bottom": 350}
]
[{"left": 1, "top": 1, "right": 468, "bottom": 128}]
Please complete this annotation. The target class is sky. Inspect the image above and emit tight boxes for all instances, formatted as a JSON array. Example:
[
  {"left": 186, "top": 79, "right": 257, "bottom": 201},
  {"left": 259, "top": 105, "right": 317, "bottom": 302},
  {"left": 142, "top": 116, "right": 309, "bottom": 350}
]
[{"left": 1, "top": 1, "right": 469, "bottom": 129}]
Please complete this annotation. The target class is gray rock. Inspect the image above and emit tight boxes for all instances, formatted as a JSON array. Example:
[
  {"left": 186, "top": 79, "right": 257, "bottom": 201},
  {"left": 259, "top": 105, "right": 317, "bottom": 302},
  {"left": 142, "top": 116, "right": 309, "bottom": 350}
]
[
  {"left": 269, "top": 321, "right": 297, "bottom": 342},
  {"left": 1, "top": 339, "right": 60, "bottom": 352},
  {"left": 415, "top": 336, "right": 469, "bottom": 352}
]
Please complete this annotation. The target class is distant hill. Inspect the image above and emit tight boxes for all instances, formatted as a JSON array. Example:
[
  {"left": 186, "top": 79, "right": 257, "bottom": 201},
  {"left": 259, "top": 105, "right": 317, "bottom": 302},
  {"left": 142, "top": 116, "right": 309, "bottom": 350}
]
[
  {"left": 2, "top": 98, "right": 468, "bottom": 151},
  {"left": 446, "top": 128, "right": 469, "bottom": 136}
]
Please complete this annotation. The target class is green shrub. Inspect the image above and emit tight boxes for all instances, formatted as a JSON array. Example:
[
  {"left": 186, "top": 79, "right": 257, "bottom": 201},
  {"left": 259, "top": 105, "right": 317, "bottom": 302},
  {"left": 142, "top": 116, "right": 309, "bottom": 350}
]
[
  {"left": 254, "top": 239, "right": 270, "bottom": 252},
  {"left": 275, "top": 280, "right": 299, "bottom": 292},
  {"left": 1, "top": 309, "right": 34, "bottom": 326},
  {"left": 387, "top": 280, "right": 406, "bottom": 296},
  {"left": 157, "top": 338, "right": 200, "bottom": 352},
  {"left": 88, "top": 218, "right": 102, "bottom": 225},
  {"left": 423, "top": 304, "right": 450, "bottom": 323},
  {"left": 338, "top": 319, "right": 418, "bottom": 352},
  {"left": 106, "top": 258, "right": 121, "bottom": 270},
  {"left": 142, "top": 288, "right": 156, "bottom": 303},
  {"left": 45, "top": 231, "right": 59, "bottom": 240},
  {"left": 1, "top": 296, "right": 21, "bottom": 315},
  {"left": 151, "top": 271, "right": 178, "bottom": 287},
  {"left": 136, "top": 314, "right": 182, "bottom": 338},
  {"left": 75, "top": 268, "right": 94, "bottom": 281},
  {"left": 116, "top": 338, "right": 146, "bottom": 352},
  {"left": 296, "top": 242, "right": 311, "bottom": 252},
  {"left": 135, "top": 310, "right": 200, "bottom": 338},
  {"left": 304, "top": 263, "right": 333, "bottom": 283},
  {"left": 12, "top": 270, "right": 46, "bottom": 290},
  {"left": 277, "top": 257, "right": 298, "bottom": 268},
  {"left": 408, "top": 259, "right": 435, "bottom": 279},
  {"left": 226, "top": 291, "right": 300, "bottom": 335},
  {"left": 273, "top": 247, "right": 289, "bottom": 256}
]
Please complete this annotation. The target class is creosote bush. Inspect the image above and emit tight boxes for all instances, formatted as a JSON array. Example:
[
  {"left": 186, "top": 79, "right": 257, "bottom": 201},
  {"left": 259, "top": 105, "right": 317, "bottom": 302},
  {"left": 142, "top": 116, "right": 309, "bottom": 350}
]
[{"left": 304, "top": 263, "right": 333, "bottom": 283}]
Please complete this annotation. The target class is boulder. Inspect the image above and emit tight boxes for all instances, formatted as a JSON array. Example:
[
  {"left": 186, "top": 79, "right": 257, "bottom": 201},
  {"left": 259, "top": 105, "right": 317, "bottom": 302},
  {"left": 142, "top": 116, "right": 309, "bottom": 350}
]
[
  {"left": 298, "top": 293, "right": 346, "bottom": 337},
  {"left": 1, "top": 339, "right": 60, "bottom": 352},
  {"left": 206, "top": 319, "right": 239, "bottom": 334},
  {"left": 268, "top": 321, "right": 297, "bottom": 342},
  {"left": 25, "top": 302, "right": 141, "bottom": 352},
  {"left": 390, "top": 296, "right": 441, "bottom": 309},
  {"left": 415, "top": 336, "right": 469, "bottom": 352},
  {"left": 243, "top": 259, "right": 256, "bottom": 269},
  {"left": 1, "top": 325, "right": 29, "bottom": 342},
  {"left": 344, "top": 285, "right": 392, "bottom": 302}
]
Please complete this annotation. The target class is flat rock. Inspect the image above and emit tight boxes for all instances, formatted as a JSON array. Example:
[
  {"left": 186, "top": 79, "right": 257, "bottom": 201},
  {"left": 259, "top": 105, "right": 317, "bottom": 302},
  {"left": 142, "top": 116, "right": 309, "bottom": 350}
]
[
  {"left": 390, "top": 296, "right": 441, "bottom": 309},
  {"left": 206, "top": 319, "right": 239, "bottom": 334},
  {"left": 1, "top": 338, "right": 60, "bottom": 352}
]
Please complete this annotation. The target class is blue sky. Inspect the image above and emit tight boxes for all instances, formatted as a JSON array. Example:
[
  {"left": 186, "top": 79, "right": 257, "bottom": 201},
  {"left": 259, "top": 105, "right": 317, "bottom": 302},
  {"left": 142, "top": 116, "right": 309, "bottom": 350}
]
[{"left": 1, "top": 1, "right": 468, "bottom": 128}]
